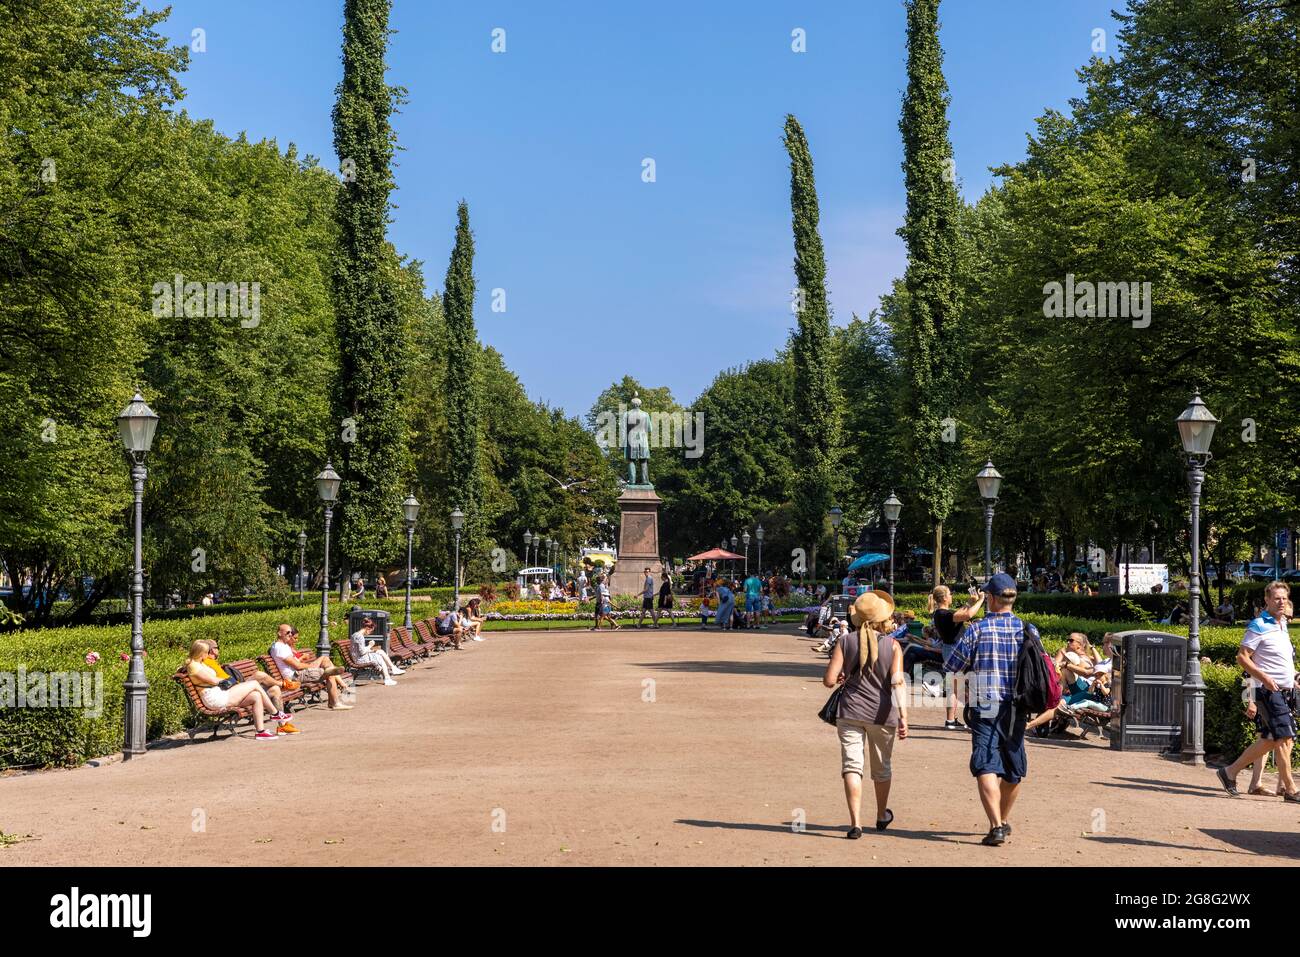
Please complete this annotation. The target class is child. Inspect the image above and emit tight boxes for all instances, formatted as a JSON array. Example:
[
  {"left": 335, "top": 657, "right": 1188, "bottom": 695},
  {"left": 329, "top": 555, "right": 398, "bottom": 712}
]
[{"left": 699, "top": 597, "right": 712, "bottom": 628}]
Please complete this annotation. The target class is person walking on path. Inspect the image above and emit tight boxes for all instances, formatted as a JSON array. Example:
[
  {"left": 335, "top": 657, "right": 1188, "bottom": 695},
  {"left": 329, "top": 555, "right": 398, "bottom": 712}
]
[
  {"left": 1215, "top": 582, "right": 1299, "bottom": 801},
  {"left": 655, "top": 571, "right": 673, "bottom": 627},
  {"left": 591, "top": 575, "right": 621, "bottom": 631},
  {"left": 942, "top": 572, "right": 1037, "bottom": 847},
  {"left": 637, "top": 567, "right": 657, "bottom": 628},
  {"left": 713, "top": 580, "right": 735, "bottom": 631},
  {"left": 823, "top": 590, "right": 908, "bottom": 838}
]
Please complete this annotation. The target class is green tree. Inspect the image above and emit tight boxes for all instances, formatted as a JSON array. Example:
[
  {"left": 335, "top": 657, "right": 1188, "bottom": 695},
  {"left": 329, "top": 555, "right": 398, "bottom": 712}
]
[
  {"left": 443, "top": 202, "right": 486, "bottom": 579},
  {"left": 897, "top": 0, "right": 966, "bottom": 583},
  {"left": 783, "top": 115, "right": 842, "bottom": 578},
  {"left": 329, "top": 0, "right": 409, "bottom": 580}
]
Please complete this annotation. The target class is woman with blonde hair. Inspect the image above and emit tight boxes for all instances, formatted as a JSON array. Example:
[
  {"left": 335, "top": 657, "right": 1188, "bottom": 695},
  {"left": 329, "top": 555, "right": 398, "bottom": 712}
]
[
  {"left": 823, "top": 590, "right": 909, "bottom": 838},
  {"left": 926, "top": 584, "right": 984, "bottom": 730},
  {"left": 184, "top": 640, "right": 283, "bottom": 740}
]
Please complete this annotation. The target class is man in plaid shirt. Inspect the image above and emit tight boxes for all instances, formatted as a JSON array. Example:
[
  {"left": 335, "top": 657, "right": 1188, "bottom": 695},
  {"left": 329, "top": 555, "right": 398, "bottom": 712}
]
[{"left": 943, "top": 572, "right": 1036, "bottom": 847}]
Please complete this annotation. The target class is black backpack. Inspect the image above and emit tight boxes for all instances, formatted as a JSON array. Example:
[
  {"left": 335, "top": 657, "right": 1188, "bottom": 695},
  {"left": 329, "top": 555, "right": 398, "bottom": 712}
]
[{"left": 1011, "top": 622, "right": 1054, "bottom": 715}]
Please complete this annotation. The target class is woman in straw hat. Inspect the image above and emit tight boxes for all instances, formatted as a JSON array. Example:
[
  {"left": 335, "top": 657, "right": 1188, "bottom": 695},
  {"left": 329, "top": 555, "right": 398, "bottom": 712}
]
[{"left": 822, "top": 589, "right": 909, "bottom": 839}]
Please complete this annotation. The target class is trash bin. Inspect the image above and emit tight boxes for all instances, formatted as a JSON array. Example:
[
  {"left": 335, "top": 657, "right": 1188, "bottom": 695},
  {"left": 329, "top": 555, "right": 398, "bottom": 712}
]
[
  {"left": 1110, "top": 629, "right": 1187, "bottom": 752},
  {"left": 1098, "top": 576, "right": 1120, "bottom": 595},
  {"left": 347, "top": 608, "right": 391, "bottom": 655}
]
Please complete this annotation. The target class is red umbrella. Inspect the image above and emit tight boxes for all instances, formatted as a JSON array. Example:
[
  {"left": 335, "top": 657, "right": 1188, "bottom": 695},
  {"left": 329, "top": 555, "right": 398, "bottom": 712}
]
[{"left": 687, "top": 548, "right": 745, "bottom": 561}]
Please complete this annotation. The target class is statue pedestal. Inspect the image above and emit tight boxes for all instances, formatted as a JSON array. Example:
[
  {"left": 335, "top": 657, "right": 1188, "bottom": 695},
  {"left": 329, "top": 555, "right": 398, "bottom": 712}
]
[{"left": 609, "top": 486, "right": 663, "bottom": 596}]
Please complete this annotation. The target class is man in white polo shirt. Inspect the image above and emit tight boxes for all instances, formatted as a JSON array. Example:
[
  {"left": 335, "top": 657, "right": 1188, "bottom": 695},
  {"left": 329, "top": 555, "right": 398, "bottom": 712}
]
[{"left": 1215, "top": 581, "right": 1297, "bottom": 801}]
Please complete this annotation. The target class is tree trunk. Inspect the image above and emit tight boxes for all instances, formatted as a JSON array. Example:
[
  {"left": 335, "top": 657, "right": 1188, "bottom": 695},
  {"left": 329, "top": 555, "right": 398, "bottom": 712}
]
[{"left": 933, "top": 522, "right": 943, "bottom": 585}]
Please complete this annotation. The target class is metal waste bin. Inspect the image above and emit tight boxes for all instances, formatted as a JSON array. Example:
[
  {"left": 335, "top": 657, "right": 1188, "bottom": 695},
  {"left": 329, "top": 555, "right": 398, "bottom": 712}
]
[
  {"left": 347, "top": 607, "right": 391, "bottom": 655},
  {"left": 1110, "top": 629, "right": 1187, "bottom": 752}
]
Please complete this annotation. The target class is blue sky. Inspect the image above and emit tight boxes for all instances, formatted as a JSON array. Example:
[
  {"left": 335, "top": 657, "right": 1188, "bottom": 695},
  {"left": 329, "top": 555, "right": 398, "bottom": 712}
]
[{"left": 158, "top": 0, "right": 1122, "bottom": 416}]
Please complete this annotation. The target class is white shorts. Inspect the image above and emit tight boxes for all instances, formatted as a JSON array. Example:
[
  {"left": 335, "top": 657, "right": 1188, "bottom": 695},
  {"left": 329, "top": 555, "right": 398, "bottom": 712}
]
[{"left": 200, "top": 685, "right": 231, "bottom": 710}]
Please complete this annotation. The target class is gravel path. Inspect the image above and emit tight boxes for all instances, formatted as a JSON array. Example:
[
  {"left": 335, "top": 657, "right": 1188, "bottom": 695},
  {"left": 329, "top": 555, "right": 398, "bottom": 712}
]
[{"left": 3, "top": 624, "right": 1298, "bottom": 866}]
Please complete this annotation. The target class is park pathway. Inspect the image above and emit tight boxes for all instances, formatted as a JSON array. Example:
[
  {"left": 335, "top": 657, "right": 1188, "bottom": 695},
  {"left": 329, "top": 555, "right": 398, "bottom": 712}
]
[{"left": 2, "top": 625, "right": 1298, "bottom": 866}]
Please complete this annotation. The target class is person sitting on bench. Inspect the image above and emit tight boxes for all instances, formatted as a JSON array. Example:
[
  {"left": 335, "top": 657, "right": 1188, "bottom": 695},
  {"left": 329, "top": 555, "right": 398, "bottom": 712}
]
[
  {"left": 1056, "top": 632, "right": 1110, "bottom": 715},
  {"left": 270, "top": 624, "right": 353, "bottom": 710},
  {"left": 201, "top": 639, "right": 298, "bottom": 734},
  {"left": 351, "top": 617, "right": 403, "bottom": 684},
  {"left": 185, "top": 641, "right": 287, "bottom": 740},
  {"left": 435, "top": 607, "right": 463, "bottom": 649}
]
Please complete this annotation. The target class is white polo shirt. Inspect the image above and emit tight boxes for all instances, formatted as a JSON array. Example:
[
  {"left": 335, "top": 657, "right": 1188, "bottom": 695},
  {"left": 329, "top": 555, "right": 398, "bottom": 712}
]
[{"left": 1241, "top": 612, "right": 1296, "bottom": 690}]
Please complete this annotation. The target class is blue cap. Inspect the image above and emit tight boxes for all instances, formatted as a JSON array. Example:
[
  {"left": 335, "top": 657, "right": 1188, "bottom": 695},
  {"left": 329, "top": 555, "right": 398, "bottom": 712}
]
[{"left": 983, "top": 572, "right": 1018, "bottom": 597}]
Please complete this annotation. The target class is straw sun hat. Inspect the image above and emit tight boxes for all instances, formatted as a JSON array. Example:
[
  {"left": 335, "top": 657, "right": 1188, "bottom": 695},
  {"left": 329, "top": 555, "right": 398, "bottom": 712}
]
[{"left": 848, "top": 589, "right": 897, "bottom": 673}]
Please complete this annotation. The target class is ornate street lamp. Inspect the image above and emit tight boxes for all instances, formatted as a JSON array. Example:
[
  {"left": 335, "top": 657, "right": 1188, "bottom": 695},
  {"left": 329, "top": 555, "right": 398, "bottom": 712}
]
[
  {"left": 297, "top": 531, "right": 307, "bottom": 600},
  {"left": 755, "top": 524, "right": 764, "bottom": 575},
  {"left": 314, "top": 462, "right": 341, "bottom": 658},
  {"left": 524, "top": 529, "right": 533, "bottom": 569},
  {"left": 828, "top": 506, "right": 843, "bottom": 583},
  {"left": 883, "top": 491, "right": 903, "bottom": 594},
  {"left": 743, "top": 529, "right": 751, "bottom": 576},
  {"left": 117, "top": 392, "right": 159, "bottom": 759},
  {"left": 976, "top": 461, "right": 1003, "bottom": 581},
  {"left": 1176, "top": 391, "right": 1218, "bottom": 766},
  {"left": 402, "top": 493, "right": 420, "bottom": 629},
  {"left": 451, "top": 507, "right": 466, "bottom": 607}
]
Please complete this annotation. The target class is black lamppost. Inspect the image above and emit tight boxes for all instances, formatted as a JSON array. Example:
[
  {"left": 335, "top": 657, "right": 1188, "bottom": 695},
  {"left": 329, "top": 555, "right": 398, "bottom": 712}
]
[
  {"left": 297, "top": 531, "right": 307, "bottom": 600},
  {"left": 755, "top": 525, "right": 764, "bottom": 575},
  {"left": 402, "top": 493, "right": 420, "bottom": 629},
  {"left": 976, "top": 461, "right": 1003, "bottom": 581},
  {"left": 730, "top": 535, "right": 738, "bottom": 578},
  {"left": 314, "top": 462, "right": 341, "bottom": 658},
  {"left": 117, "top": 392, "right": 159, "bottom": 760},
  {"left": 883, "top": 491, "right": 903, "bottom": 594},
  {"left": 524, "top": 530, "right": 533, "bottom": 569},
  {"left": 743, "top": 530, "right": 751, "bottom": 575},
  {"left": 828, "top": 506, "right": 843, "bottom": 583},
  {"left": 1176, "top": 391, "right": 1218, "bottom": 766},
  {"left": 451, "top": 507, "right": 465, "bottom": 606}
]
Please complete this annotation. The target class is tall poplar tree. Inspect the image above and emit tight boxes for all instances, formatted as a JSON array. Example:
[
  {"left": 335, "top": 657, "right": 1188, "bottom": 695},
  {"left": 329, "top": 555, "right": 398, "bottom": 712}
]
[
  {"left": 897, "top": 0, "right": 963, "bottom": 583},
  {"left": 330, "top": 0, "right": 409, "bottom": 577},
  {"left": 443, "top": 202, "right": 485, "bottom": 577},
  {"left": 783, "top": 115, "right": 842, "bottom": 578}
]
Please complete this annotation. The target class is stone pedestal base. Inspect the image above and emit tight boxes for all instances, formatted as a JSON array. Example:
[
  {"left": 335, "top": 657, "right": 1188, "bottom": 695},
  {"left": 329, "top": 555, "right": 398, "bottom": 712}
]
[{"left": 609, "top": 486, "right": 663, "bottom": 596}]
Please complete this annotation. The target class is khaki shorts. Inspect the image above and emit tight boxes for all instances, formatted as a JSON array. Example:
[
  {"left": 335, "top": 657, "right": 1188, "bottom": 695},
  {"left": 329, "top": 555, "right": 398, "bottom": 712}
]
[{"left": 836, "top": 719, "right": 897, "bottom": 782}]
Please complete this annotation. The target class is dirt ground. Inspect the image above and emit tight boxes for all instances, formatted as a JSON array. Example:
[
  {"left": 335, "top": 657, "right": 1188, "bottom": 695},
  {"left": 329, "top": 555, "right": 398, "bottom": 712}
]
[{"left": 3, "top": 624, "right": 1298, "bottom": 866}]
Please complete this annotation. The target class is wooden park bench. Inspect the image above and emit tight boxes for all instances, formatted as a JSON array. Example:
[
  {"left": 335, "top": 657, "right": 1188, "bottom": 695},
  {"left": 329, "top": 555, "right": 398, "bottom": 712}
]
[
  {"left": 171, "top": 666, "right": 255, "bottom": 740},
  {"left": 224, "top": 658, "right": 304, "bottom": 711},
  {"left": 257, "top": 652, "right": 328, "bottom": 705},
  {"left": 388, "top": 625, "right": 430, "bottom": 661},
  {"left": 414, "top": 617, "right": 457, "bottom": 651}
]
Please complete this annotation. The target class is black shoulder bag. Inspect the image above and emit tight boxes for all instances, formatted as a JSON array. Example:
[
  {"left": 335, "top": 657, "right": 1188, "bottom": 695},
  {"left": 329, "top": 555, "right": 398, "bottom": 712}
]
[{"left": 818, "top": 635, "right": 861, "bottom": 725}]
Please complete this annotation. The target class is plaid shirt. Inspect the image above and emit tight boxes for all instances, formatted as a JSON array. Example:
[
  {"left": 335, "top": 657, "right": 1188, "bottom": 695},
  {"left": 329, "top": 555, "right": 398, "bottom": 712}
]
[{"left": 943, "top": 611, "right": 1038, "bottom": 707}]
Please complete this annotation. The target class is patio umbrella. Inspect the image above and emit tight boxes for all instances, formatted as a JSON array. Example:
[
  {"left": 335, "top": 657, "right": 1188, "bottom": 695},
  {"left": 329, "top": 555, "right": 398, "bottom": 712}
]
[
  {"left": 846, "top": 552, "right": 889, "bottom": 573},
  {"left": 687, "top": 547, "right": 745, "bottom": 561}
]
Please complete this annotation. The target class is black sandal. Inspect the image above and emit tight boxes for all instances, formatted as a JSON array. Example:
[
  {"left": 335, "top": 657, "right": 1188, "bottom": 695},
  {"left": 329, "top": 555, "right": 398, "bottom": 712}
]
[
  {"left": 875, "top": 809, "right": 894, "bottom": 832},
  {"left": 846, "top": 826, "right": 863, "bottom": 840}
]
